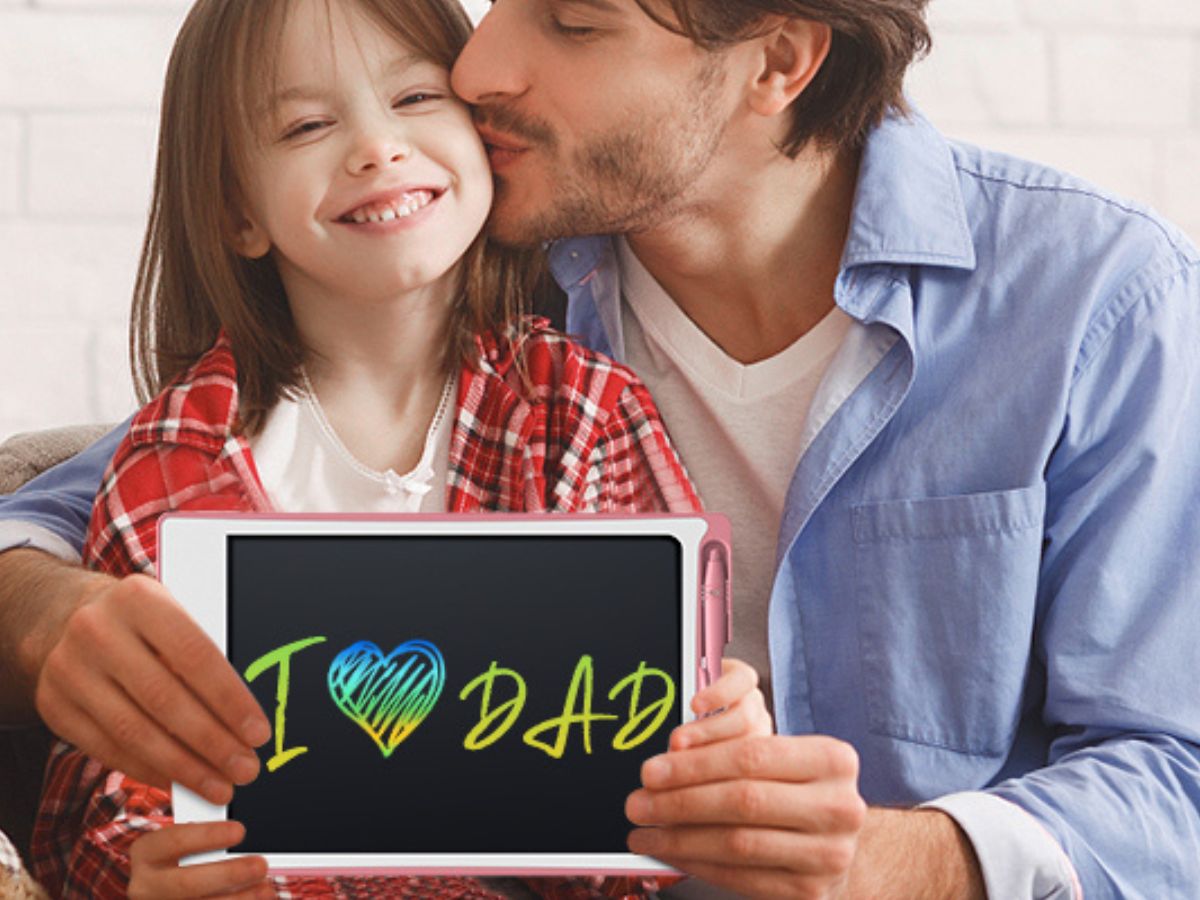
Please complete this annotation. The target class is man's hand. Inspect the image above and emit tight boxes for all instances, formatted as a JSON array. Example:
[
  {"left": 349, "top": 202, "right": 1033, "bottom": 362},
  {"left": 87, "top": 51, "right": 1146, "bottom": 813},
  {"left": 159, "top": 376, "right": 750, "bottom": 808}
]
[
  {"left": 626, "top": 662, "right": 862, "bottom": 900},
  {"left": 15, "top": 554, "right": 271, "bottom": 804},
  {"left": 625, "top": 660, "right": 985, "bottom": 900},
  {"left": 626, "top": 731, "right": 865, "bottom": 899}
]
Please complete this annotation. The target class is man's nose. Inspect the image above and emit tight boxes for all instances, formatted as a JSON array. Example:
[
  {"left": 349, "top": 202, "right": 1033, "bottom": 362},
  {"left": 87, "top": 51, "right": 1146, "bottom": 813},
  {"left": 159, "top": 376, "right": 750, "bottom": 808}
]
[{"left": 451, "top": 0, "right": 526, "bottom": 105}]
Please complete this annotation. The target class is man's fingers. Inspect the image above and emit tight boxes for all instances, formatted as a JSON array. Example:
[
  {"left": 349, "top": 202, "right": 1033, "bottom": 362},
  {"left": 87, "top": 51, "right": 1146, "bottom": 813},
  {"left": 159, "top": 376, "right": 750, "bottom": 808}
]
[
  {"left": 45, "top": 646, "right": 235, "bottom": 803},
  {"left": 628, "top": 824, "right": 853, "bottom": 875},
  {"left": 38, "top": 572, "right": 268, "bottom": 798},
  {"left": 49, "top": 672, "right": 231, "bottom": 806},
  {"left": 628, "top": 777, "right": 863, "bottom": 833},
  {"left": 39, "top": 693, "right": 174, "bottom": 791},
  {"left": 670, "top": 691, "right": 771, "bottom": 751},
  {"left": 691, "top": 658, "right": 758, "bottom": 716},
  {"left": 100, "top": 624, "right": 262, "bottom": 789},
  {"left": 645, "top": 734, "right": 859, "bottom": 791},
  {"left": 126, "top": 578, "right": 271, "bottom": 748}
]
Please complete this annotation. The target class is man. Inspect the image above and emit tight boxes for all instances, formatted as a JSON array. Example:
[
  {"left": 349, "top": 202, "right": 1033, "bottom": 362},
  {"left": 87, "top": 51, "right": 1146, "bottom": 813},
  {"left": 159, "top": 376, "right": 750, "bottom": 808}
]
[{"left": 2, "top": 0, "right": 1198, "bottom": 897}]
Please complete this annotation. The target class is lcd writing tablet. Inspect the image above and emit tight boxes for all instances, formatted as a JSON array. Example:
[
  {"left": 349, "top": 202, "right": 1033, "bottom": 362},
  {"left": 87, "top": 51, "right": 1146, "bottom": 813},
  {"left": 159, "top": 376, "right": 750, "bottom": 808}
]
[{"left": 160, "top": 514, "right": 728, "bottom": 875}]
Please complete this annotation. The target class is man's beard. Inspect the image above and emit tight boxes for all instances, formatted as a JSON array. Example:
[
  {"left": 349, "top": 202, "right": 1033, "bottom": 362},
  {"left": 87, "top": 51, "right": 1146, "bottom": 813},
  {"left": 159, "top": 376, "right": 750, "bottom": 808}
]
[{"left": 477, "top": 60, "right": 729, "bottom": 247}]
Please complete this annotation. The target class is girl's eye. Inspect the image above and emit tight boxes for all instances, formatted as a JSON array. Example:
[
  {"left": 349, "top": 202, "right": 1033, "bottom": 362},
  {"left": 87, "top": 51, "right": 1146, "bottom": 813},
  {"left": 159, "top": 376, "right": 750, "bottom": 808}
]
[
  {"left": 281, "top": 120, "right": 329, "bottom": 141},
  {"left": 394, "top": 92, "right": 442, "bottom": 108}
]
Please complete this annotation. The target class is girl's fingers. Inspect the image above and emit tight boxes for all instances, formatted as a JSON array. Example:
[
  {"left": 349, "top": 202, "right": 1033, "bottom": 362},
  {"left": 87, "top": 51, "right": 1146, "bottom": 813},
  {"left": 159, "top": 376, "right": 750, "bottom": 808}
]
[
  {"left": 130, "top": 821, "right": 271, "bottom": 900},
  {"left": 132, "top": 854, "right": 269, "bottom": 900},
  {"left": 131, "top": 821, "right": 246, "bottom": 866},
  {"left": 166, "top": 855, "right": 269, "bottom": 899}
]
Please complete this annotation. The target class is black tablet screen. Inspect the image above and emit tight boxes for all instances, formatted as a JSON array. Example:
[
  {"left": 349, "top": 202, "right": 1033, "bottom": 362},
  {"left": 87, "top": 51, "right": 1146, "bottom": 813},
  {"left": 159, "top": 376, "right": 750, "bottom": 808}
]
[{"left": 227, "top": 534, "right": 683, "bottom": 854}]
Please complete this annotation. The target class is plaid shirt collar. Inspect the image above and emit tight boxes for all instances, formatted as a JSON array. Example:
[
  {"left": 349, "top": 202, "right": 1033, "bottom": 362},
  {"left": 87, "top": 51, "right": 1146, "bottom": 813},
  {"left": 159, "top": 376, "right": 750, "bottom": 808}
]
[{"left": 126, "top": 321, "right": 542, "bottom": 455}]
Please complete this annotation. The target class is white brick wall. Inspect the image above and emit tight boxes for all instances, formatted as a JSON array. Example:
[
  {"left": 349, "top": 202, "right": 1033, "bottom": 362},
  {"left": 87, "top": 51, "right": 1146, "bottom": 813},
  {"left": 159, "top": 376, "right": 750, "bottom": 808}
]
[{"left": 0, "top": 0, "right": 1197, "bottom": 436}]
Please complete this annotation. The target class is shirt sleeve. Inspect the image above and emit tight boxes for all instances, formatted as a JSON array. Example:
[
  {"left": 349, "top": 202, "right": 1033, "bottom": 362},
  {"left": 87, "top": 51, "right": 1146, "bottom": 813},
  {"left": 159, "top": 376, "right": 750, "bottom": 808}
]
[
  {"left": 984, "top": 259, "right": 1200, "bottom": 895},
  {"left": 0, "top": 419, "right": 130, "bottom": 560},
  {"left": 921, "top": 792, "right": 1079, "bottom": 899}
]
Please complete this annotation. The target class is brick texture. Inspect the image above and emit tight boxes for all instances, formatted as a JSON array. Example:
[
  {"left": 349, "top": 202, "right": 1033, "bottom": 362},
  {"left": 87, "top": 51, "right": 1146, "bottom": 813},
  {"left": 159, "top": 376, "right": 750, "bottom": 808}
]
[{"left": 0, "top": 0, "right": 1198, "bottom": 435}]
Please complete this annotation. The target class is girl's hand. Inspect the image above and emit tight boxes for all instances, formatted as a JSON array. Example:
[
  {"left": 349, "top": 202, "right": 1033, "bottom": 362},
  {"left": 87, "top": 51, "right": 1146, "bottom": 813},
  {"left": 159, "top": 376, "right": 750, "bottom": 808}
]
[
  {"left": 670, "top": 657, "right": 773, "bottom": 751},
  {"left": 128, "top": 821, "right": 272, "bottom": 900}
]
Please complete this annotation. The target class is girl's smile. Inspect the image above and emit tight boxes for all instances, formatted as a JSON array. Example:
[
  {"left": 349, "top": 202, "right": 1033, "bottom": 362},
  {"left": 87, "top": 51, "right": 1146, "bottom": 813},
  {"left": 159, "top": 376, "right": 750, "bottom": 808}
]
[{"left": 335, "top": 186, "right": 444, "bottom": 226}]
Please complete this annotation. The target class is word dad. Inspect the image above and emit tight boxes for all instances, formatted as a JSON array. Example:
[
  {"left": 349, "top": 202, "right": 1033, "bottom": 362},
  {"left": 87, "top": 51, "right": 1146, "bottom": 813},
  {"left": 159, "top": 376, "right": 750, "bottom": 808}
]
[{"left": 245, "top": 637, "right": 677, "bottom": 773}]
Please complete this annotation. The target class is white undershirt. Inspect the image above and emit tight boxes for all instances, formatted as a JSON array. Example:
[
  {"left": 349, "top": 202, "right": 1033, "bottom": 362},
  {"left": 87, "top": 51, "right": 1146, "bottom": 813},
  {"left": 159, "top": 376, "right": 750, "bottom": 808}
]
[
  {"left": 617, "top": 237, "right": 853, "bottom": 708},
  {"left": 248, "top": 377, "right": 454, "bottom": 514}
]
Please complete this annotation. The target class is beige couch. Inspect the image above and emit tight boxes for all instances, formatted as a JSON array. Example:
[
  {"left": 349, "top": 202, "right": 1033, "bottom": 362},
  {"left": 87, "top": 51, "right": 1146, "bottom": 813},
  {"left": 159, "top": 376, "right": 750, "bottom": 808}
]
[{"left": 0, "top": 424, "right": 110, "bottom": 894}]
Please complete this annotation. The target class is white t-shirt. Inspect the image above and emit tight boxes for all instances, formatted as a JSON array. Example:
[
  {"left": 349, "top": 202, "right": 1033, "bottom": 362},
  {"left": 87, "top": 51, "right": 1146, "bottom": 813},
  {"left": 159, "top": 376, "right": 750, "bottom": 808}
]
[
  {"left": 617, "top": 237, "right": 856, "bottom": 707},
  {"left": 248, "top": 375, "right": 455, "bottom": 514}
]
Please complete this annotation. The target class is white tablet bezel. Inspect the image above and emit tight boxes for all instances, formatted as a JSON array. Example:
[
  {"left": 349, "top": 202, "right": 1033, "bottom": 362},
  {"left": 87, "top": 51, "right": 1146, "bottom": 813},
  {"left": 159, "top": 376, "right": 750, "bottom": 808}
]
[{"left": 159, "top": 512, "right": 712, "bottom": 876}]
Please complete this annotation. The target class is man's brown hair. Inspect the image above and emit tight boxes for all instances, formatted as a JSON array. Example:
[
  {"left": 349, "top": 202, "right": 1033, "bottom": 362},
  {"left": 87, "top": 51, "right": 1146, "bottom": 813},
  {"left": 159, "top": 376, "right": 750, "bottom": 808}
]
[
  {"left": 635, "top": 0, "right": 931, "bottom": 155},
  {"left": 132, "top": 0, "right": 540, "bottom": 434}
]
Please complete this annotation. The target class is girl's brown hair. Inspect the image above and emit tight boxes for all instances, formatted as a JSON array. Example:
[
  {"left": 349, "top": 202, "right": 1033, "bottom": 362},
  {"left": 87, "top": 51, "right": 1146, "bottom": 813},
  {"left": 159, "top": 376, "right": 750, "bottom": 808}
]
[
  {"left": 635, "top": 0, "right": 932, "bottom": 155},
  {"left": 132, "top": 0, "right": 541, "bottom": 434}
]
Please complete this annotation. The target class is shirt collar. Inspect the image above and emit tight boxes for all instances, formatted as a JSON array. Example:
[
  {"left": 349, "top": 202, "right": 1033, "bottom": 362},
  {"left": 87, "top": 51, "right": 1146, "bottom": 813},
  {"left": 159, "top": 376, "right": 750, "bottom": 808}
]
[
  {"left": 840, "top": 108, "right": 975, "bottom": 272},
  {"left": 129, "top": 321, "right": 552, "bottom": 452},
  {"left": 548, "top": 109, "right": 977, "bottom": 290}
]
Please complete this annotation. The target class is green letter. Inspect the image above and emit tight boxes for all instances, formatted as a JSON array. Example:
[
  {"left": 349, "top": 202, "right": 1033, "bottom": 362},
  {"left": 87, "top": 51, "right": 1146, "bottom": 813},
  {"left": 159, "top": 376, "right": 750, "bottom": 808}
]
[
  {"left": 459, "top": 662, "right": 527, "bottom": 750},
  {"left": 523, "top": 655, "right": 618, "bottom": 759},
  {"left": 609, "top": 662, "right": 676, "bottom": 751},
  {"left": 244, "top": 636, "right": 327, "bottom": 772}
]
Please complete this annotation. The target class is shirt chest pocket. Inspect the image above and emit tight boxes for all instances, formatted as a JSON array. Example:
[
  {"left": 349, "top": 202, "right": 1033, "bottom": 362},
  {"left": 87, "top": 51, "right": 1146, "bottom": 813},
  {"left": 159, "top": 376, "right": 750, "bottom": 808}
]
[{"left": 851, "top": 483, "right": 1046, "bottom": 757}]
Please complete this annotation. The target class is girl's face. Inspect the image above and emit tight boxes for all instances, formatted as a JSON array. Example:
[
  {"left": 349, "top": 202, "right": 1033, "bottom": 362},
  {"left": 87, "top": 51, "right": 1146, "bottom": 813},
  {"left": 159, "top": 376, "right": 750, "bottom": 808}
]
[{"left": 235, "top": 0, "right": 493, "bottom": 310}]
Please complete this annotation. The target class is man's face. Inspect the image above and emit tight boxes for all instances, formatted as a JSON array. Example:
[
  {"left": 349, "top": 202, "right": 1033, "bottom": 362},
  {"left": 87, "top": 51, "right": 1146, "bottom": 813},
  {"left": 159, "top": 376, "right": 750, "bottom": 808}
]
[{"left": 451, "top": 0, "right": 740, "bottom": 247}]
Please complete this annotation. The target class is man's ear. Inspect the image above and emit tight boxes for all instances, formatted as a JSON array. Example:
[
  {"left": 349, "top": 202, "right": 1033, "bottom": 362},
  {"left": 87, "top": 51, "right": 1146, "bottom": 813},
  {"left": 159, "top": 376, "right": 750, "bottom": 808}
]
[
  {"left": 747, "top": 17, "right": 832, "bottom": 118},
  {"left": 227, "top": 210, "right": 271, "bottom": 260}
]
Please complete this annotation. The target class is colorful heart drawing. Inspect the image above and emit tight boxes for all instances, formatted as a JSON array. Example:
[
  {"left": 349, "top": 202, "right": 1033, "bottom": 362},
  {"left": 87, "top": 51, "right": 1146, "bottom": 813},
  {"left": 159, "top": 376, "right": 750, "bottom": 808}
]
[{"left": 327, "top": 639, "right": 446, "bottom": 758}]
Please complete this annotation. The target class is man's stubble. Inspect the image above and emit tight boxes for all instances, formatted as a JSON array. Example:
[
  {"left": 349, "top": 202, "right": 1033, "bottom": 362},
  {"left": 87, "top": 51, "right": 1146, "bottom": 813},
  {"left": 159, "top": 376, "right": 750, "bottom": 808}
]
[{"left": 481, "top": 56, "right": 731, "bottom": 248}]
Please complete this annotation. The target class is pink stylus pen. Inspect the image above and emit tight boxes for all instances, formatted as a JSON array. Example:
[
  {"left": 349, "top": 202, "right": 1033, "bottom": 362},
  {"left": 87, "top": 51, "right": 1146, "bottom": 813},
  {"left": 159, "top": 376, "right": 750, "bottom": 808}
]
[{"left": 699, "top": 542, "right": 730, "bottom": 690}]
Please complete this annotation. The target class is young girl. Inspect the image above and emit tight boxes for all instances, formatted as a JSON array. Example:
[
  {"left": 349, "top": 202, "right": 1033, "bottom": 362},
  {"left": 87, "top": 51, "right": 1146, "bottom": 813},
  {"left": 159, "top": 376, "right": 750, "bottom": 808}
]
[{"left": 26, "top": 0, "right": 772, "bottom": 897}]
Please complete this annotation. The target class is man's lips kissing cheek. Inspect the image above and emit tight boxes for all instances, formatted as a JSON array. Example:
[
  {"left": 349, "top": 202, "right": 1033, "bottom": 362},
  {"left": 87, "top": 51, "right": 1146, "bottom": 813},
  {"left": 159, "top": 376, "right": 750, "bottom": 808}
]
[{"left": 474, "top": 126, "right": 529, "bottom": 173}]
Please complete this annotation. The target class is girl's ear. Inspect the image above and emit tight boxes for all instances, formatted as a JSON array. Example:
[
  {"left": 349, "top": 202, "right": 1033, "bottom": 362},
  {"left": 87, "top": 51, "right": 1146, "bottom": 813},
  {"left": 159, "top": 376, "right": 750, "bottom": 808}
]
[
  {"left": 746, "top": 17, "right": 832, "bottom": 118},
  {"left": 228, "top": 211, "right": 271, "bottom": 259}
]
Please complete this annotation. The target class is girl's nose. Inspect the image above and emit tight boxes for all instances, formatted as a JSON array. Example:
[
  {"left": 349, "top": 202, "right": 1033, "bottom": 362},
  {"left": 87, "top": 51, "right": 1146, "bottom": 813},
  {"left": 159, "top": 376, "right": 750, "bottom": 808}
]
[{"left": 344, "top": 130, "right": 411, "bottom": 175}]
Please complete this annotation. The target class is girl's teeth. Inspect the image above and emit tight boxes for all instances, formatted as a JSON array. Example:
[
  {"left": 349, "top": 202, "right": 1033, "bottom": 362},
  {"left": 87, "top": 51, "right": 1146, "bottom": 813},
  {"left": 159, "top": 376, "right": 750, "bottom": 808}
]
[{"left": 345, "top": 191, "right": 434, "bottom": 223}]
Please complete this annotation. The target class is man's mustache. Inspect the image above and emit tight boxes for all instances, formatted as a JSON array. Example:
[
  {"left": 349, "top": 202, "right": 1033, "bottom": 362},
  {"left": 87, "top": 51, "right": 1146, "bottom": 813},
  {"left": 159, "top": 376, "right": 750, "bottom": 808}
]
[{"left": 472, "top": 104, "right": 558, "bottom": 149}]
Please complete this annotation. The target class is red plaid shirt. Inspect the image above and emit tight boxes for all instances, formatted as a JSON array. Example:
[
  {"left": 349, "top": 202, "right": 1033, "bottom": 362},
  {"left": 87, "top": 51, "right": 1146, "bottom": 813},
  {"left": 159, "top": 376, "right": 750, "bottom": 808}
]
[{"left": 33, "top": 320, "right": 699, "bottom": 899}]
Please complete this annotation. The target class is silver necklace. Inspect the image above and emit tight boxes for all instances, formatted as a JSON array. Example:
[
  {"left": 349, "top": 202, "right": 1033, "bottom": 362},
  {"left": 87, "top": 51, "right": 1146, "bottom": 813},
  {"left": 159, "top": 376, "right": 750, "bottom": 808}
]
[{"left": 299, "top": 367, "right": 455, "bottom": 482}]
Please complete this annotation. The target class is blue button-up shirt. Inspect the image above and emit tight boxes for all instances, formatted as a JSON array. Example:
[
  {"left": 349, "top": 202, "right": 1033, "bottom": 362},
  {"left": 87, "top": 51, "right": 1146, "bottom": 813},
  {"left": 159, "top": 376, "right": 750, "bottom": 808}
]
[
  {"left": 3, "top": 112, "right": 1198, "bottom": 897},
  {"left": 548, "top": 112, "right": 1200, "bottom": 897}
]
